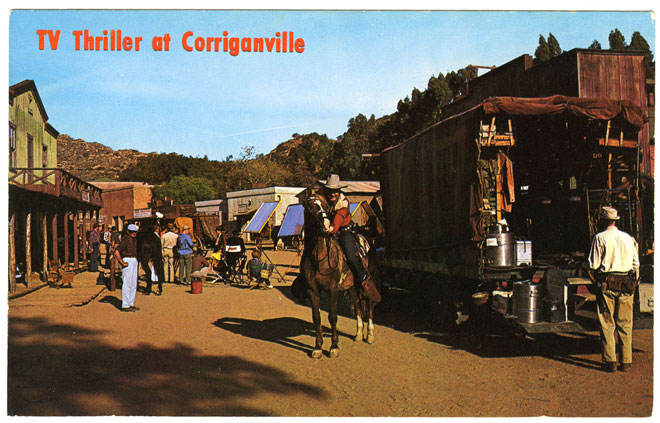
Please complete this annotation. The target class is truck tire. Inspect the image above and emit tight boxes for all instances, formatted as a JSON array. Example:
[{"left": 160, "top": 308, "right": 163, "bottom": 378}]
[{"left": 430, "top": 278, "right": 458, "bottom": 330}]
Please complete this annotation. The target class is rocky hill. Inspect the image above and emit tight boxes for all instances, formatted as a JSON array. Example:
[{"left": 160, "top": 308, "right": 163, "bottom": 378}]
[{"left": 57, "top": 134, "right": 149, "bottom": 181}]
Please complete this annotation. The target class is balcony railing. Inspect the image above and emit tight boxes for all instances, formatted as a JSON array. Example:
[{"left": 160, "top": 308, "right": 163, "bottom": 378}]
[{"left": 9, "top": 168, "right": 103, "bottom": 208}]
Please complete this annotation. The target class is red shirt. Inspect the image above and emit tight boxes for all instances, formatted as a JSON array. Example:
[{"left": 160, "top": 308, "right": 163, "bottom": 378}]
[{"left": 330, "top": 207, "right": 352, "bottom": 234}]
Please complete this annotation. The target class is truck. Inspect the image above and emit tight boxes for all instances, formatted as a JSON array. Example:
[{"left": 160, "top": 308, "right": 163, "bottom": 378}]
[{"left": 379, "top": 95, "right": 651, "bottom": 333}]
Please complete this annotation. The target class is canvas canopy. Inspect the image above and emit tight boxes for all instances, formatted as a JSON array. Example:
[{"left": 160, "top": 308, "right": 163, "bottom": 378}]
[{"left": 480, "top": 95, "right": 646, "bottom": 128}]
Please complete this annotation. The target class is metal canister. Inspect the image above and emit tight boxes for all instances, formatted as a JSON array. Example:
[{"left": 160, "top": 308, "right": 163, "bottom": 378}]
[
  {"left": 484, "top": 231, "right": 516, "bottom": 267},
  {"left": 512, "top": 281, "right": 541, "bottom": 323}
]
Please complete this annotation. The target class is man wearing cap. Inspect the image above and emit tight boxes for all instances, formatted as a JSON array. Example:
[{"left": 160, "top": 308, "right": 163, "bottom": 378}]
[
  {"left": 161, "top": 223, "right": 178, "bottom": 283},
  {"left": 177, "top": 225, "right": 194, "bottom": 285},
  {"left": 588, "top": 206, "right": 640, "bottom": 373},
  {"left": 114, "top": 224, "right": 140, "bottom": 312}
]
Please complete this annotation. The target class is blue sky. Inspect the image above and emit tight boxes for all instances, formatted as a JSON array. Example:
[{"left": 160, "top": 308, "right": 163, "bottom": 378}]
[{"left": 8, "top": 9, "right": 656, "bottom": 161}]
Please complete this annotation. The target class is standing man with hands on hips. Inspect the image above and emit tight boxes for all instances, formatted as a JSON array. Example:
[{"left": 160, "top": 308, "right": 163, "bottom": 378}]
[{"left": 114, "top": 223, "right": 140, "bottom": 312}]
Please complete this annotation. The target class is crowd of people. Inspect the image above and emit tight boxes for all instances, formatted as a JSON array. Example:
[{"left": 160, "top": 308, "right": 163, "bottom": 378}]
[{"left": 91, "top": 221, "right": 275, "bottom": 312}]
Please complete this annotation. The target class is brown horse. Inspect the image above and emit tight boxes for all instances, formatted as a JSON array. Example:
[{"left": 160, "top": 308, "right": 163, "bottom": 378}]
[{"left": 297, "top": 193, "right": 379, "bottom": 359}]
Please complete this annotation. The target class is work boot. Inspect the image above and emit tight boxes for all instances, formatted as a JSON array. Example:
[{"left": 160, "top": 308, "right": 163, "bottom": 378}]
[{"left": 603, "top": 362, "right": 617, "bottom": 373}]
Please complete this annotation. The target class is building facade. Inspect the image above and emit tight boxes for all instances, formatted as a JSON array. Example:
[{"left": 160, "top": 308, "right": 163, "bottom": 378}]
[
  {"left": 226, "top": 186, "right": 304, "bottom": 234},
  {"left": 9, "top": 80, "right": 103, "bottom": 291},
  {"left": 90, "top": 181, "right": 153, "bottom": 231}
]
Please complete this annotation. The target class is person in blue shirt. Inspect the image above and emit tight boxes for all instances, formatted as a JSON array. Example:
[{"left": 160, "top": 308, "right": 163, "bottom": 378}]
[{"left": 177, "top": 225, "right": 194, "bottom": 285}]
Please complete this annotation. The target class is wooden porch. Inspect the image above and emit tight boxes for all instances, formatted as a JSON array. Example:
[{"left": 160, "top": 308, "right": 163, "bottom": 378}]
[{"left": 8, "top": 167, "right": 104, "bottom": 293}]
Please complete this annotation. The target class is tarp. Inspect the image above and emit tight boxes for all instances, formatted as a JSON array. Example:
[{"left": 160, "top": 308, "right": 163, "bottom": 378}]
[
  {"left": 174, "top": 217, "right": 193, "bottom": 232},
  {"left": 481, "top": 95, "right": 646, "bottom": 128},
  {"left": 244, "top": 201, "right": 279, "bottom": 233},
  {"left": 277, "top": 204, "right": 304, "bottom": 237}
]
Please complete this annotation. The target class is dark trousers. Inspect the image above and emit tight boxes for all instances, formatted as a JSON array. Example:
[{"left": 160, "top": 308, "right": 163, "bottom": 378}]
[
  {"left": 89, "top": 243, "right": 100, "bottom": 272},
  {"left": 339, "top": 230, "right": 366, "bottom": 282}
]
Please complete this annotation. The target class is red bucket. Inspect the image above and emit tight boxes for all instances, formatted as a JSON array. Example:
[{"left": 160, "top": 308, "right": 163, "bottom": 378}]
[{"left": 191, "top": 279, "right": 202, "bottom": 294}]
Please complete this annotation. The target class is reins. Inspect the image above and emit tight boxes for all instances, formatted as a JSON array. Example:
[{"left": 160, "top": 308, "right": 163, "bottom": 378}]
[{"left": 303, "top": 197, "right": 341, "bottom": 275}]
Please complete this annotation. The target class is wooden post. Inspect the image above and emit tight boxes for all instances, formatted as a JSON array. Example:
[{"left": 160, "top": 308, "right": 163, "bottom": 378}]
[
  {"left": 82, "top": 210, "right": 88, "bottom": 265},
  {"left": 73, "top": 211, "right": 79, "bottom": 270},
  {"left": 51, "top": 212, "right": 58, "bottom": 264},
  {"left": 26, "top": 208, "right": 32, "bottom": 287},
  {"left": 42, "top": 211, "right": 48, "bottom": 279},
  {"left": 605, "top": 120, "right": 611, "bottom": 146},
  {"left": 9, "top": 211, "right": 16, "bottom": 293},
  {"left": 487, "top": 117, "right": 496, "bottom": 147},
  {"left": 63, "top": 211, "right": 69, "bottom": 270}
]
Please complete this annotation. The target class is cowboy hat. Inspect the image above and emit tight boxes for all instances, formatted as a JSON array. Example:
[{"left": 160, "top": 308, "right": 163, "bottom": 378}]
[
  {"left": 599, "top": 206, "right": 620, "bottom": 221},
  {"left": 321, "top": 174, "right": 348, "bottom": 190}
]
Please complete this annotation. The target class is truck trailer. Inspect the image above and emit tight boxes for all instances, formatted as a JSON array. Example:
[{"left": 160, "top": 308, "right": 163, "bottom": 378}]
[{"left": 380, "top": 95, "right": 649, "bottom": 333}]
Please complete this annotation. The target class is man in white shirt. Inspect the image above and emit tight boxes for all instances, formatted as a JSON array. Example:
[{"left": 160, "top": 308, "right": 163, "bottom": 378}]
[
  {"left": 161, "top": 223, "right": 179, "bottom": 283},
  {"left": 588, "top": 206, "right": 639, "bottom": 373}
]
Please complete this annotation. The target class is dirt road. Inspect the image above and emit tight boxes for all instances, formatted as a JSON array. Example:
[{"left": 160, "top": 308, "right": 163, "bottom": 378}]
[{"left": 7, "top": 249, "right": 653, "bottom": 417}]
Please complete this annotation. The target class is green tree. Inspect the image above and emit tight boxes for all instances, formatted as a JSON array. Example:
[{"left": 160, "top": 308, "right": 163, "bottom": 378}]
[
  {"left": 588, "top": 40, "right": 602, "bottom": 50},
  {"left": 534, "top": 34, "right": 551, "bottom": 62},
  {"left": 609, "top": 28, "right": 627, "bottom": 51},
  {"left": 152, "top": 175, "right": 216, "bottom": 204},
  {"left": 628, "top": 31, "right": 655, "bottom": 78},
  {"left": 547, "top": 33, "right": 562, "bottom": 58}
]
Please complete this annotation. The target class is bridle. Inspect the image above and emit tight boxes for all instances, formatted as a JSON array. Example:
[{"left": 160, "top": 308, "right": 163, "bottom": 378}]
[{"left": 303, "top": 195, "right": 340, "bottom": 273}]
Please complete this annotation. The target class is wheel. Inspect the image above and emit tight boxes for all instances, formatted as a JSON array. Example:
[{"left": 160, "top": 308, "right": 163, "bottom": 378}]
[{"left": 430, "top": 279, "right": 458, "bottom": 331}]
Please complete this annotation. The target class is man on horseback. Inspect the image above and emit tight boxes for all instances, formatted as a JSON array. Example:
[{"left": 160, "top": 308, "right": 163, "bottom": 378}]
[{"left": 318, "top": 174, "right": 369, "bottom": 288}]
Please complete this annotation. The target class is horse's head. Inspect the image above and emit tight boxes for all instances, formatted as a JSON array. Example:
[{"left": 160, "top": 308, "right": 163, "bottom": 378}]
[{"left": 304, "top": 194, "right": 332, "bottom": 234}]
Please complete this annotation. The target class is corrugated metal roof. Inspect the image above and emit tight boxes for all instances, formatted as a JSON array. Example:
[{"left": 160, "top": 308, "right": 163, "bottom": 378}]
[
  {"left": 315, "top": 180, "right": 380, "bottom": 193},
  {"left": 226, "top": 186, "right": 305, "bottom": 198},
  {"left": 91, "top": 181, "right": 152, "bottom": 191}
]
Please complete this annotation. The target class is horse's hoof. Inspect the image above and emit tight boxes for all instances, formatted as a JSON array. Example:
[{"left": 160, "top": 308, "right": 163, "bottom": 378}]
[
  {"left": 329, "top": 348, "right": 339, "bottom": 358},
  {"left": 311, "top": 349, "right": 323, "bottom": 359},
  {"left": 366, "top": 335, "right": 375, "bottom": 344},
  {"left": 354, "top": 335, "right": 360, "bottom": 342}
]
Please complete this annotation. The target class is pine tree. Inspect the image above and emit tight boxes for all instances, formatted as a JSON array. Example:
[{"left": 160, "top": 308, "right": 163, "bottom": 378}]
[
  {"left": 534, "top": 34, "right": 551, "bottom": 62},
  {"left": 547, "top": 33, "right": 562, "bottom": 58},
  {"left": 608, "top": 28, "right": 627, "bottom": 51},
  {"left": 588, "top": 40, "right": 602, "bottom": 50},
  {"left": 628, "top": 31, "right": 655, "bottom": 78}
]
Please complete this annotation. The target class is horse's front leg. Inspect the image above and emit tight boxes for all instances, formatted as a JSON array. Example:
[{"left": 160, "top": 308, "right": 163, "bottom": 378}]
[
  {"left": 310, "top": 292, "right": 323, "bottom": 359},
  {"left": 366, "top": 299, "right": 375, "bottom": 344},
  {"left": 328, "top": 289, "right": 339, "bottom": 358},
  {"left": 141, "top": 260, "right": 152, "bottom": 295}
]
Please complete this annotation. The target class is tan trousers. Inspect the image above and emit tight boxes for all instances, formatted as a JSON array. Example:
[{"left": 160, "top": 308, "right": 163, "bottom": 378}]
[
  {"left": 596, "top": 290, "right": 634, "bottom": 364},
  {"left": 162, "top": 248, "right": 175, "bottom": 282}
]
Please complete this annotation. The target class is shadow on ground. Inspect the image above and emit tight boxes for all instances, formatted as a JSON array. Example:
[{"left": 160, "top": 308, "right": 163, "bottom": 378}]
[
  {"left": 213, "top": 316, "right": 354, "bottom": 356},
  {"left": 98, "top": 295, "right": 123, "bottom": 310},
  {"left": 8, "top": 316, "right": 325, "bottom": 416}
]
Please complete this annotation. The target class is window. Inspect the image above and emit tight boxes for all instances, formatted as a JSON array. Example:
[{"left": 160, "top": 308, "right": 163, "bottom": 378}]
[
  {"left": 9, "top": 123, "right": 16, "bottom": 168},
  {"left": 27, "top": 134, "right": 34, "bottom": 168},
  {"left": 42, "top": 143, "right": 48, "bottom": 168}
]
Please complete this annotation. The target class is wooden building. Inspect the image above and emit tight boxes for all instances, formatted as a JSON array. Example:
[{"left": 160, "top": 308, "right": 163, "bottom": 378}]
[
  {"left": 9, "top": 80, "right": 103, "bottom": 292},
  {"left": 90, "top": 181, "right": 153, "bottom": 230},
  {"left": 226, "top": 186, "right": 305, "bottom": 231},
  {"left": 445, "top": 49, "right": 653, "bottom": 177}
]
